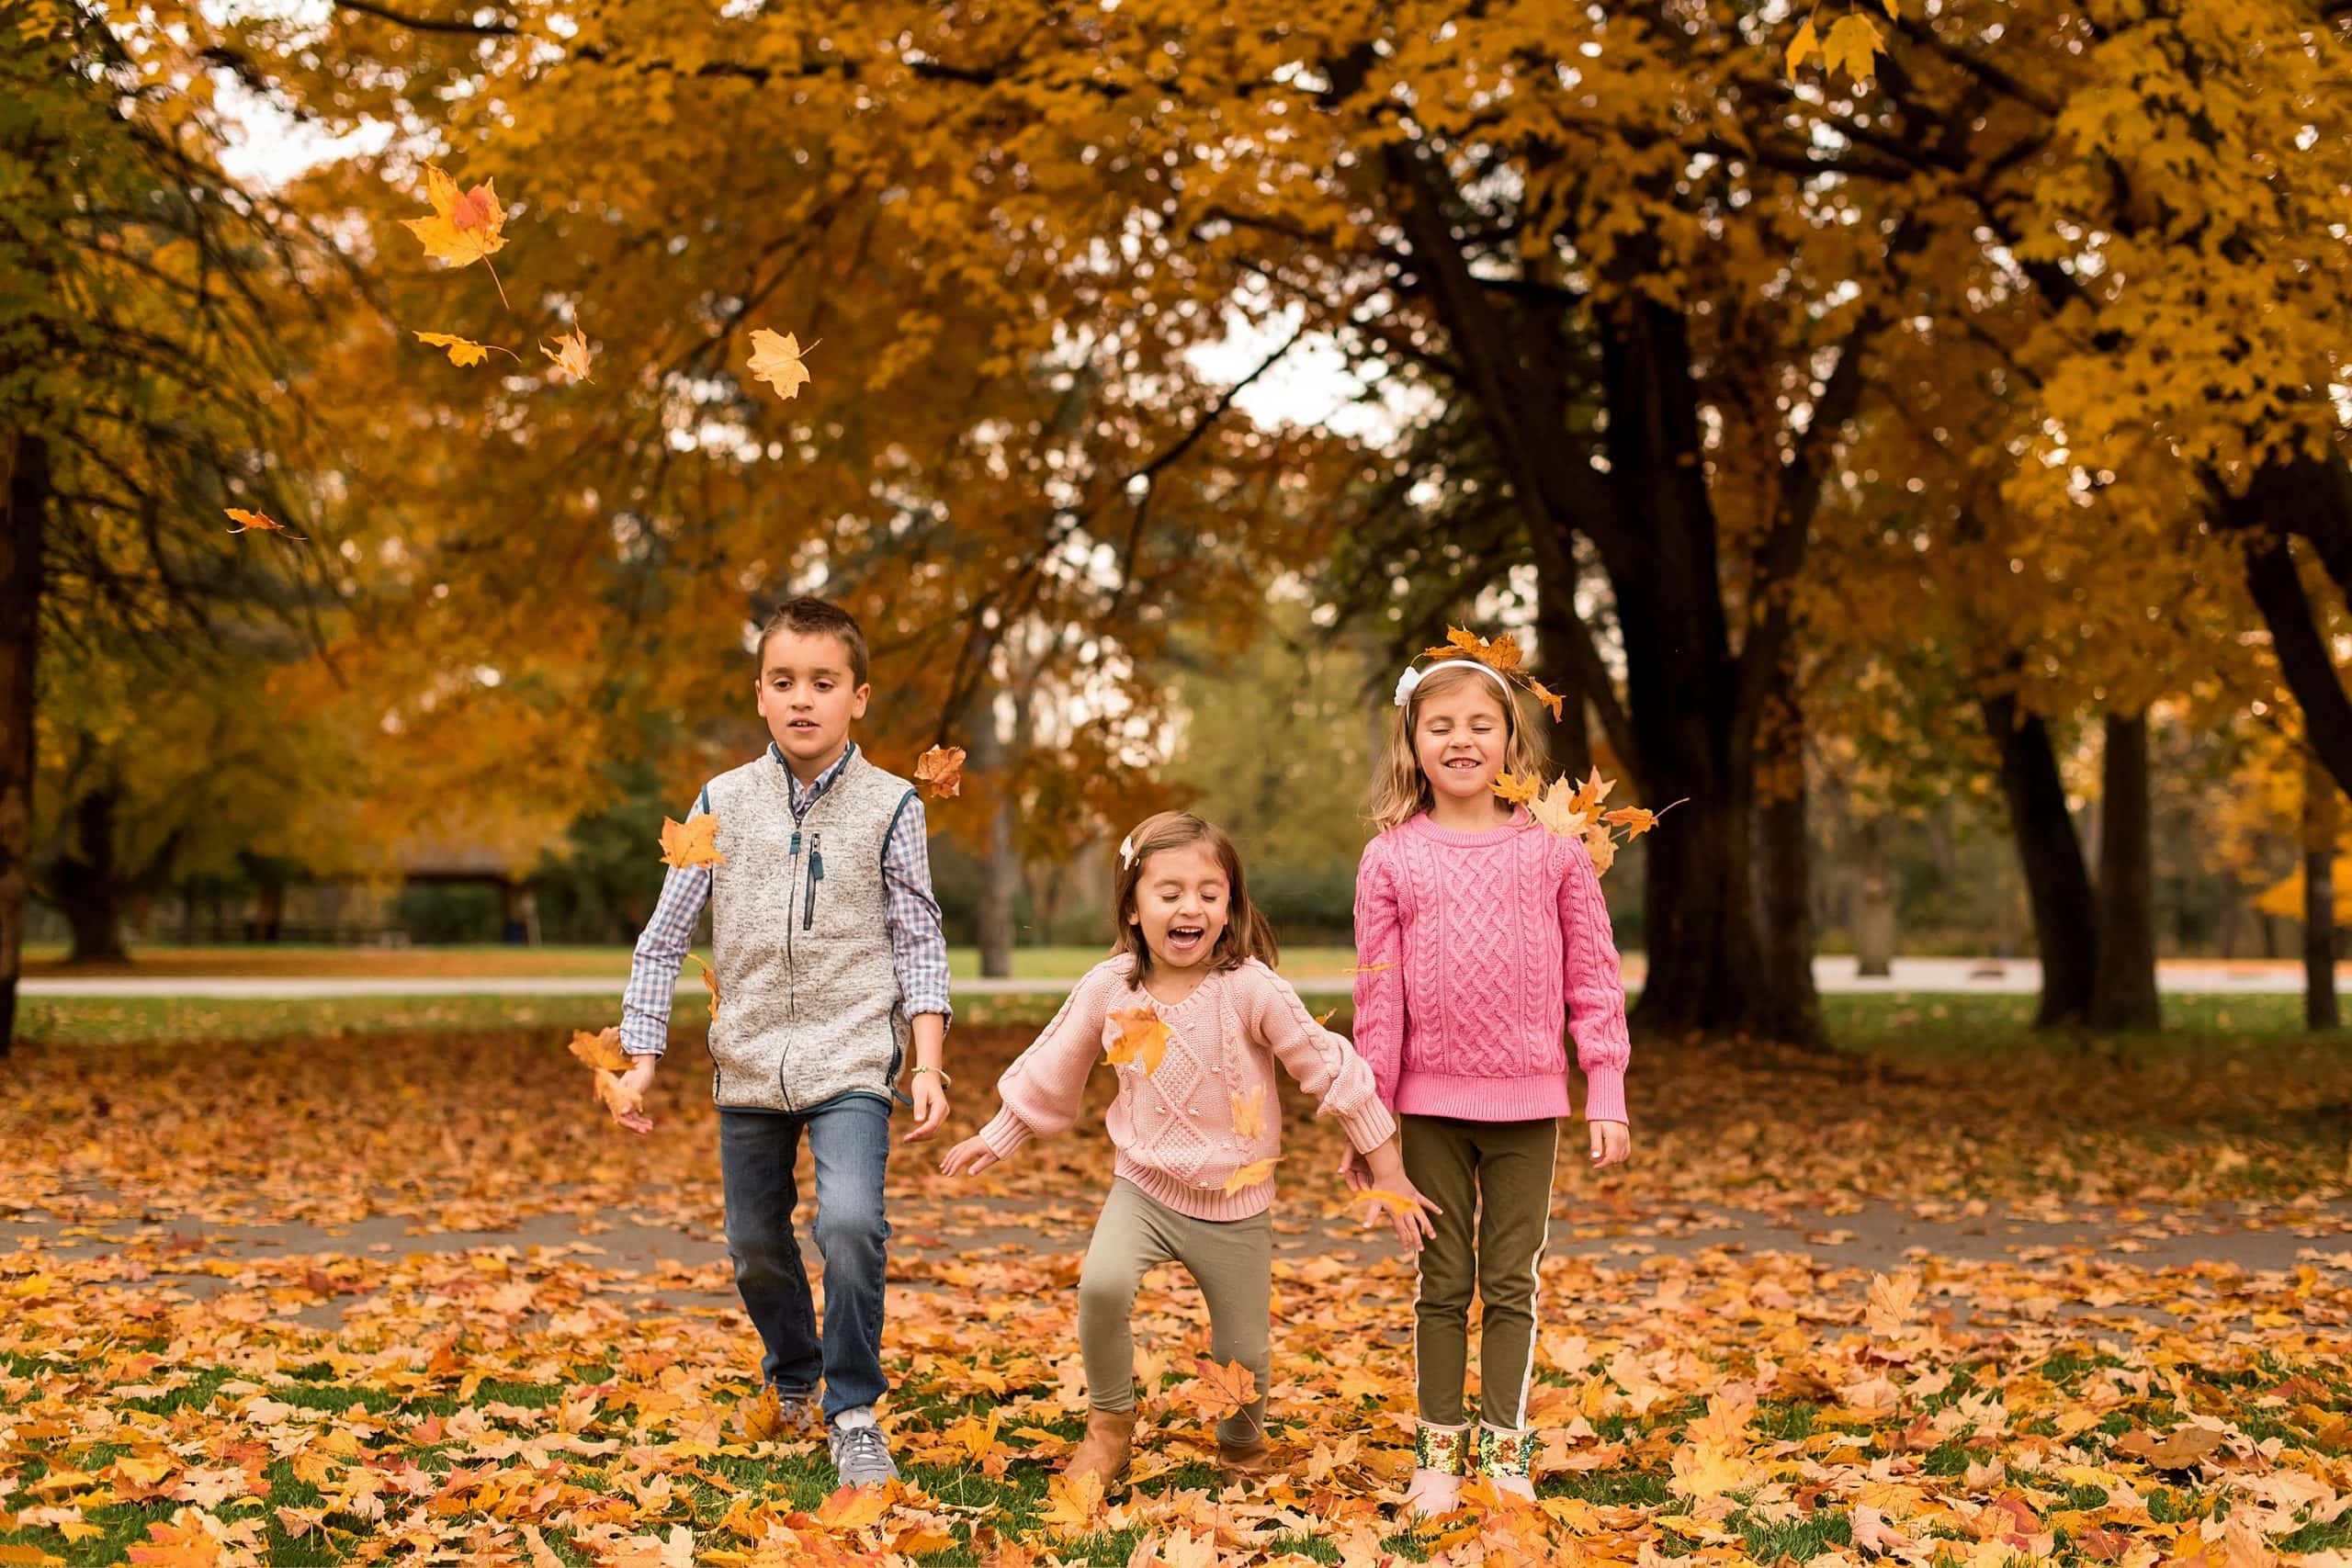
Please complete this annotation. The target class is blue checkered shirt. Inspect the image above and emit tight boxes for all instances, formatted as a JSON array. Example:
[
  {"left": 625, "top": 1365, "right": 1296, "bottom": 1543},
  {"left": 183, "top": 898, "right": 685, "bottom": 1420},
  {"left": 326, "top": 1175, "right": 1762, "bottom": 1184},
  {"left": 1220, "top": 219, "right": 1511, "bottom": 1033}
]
[{"left": 619, "top": 741, "right": 953, "bottom": 1056}]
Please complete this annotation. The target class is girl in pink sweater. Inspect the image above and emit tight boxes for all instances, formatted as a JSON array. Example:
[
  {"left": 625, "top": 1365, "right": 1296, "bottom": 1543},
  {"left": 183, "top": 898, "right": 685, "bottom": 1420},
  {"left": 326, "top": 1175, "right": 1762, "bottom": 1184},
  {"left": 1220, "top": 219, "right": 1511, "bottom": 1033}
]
[
  {"left": 941, "top": 810, "right": 1437, "bottom": 1491},
  {"left": 1351, "top": 653, "right": 1634, "bottom": 1516}
]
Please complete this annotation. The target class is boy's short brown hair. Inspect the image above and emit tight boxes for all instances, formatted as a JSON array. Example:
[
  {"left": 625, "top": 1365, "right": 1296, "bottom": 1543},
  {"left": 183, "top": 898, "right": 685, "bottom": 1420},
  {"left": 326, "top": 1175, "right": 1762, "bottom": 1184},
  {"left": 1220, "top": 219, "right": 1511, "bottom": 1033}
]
[{"left": 756, "top": 596, "right": 869, "bottom": 686}]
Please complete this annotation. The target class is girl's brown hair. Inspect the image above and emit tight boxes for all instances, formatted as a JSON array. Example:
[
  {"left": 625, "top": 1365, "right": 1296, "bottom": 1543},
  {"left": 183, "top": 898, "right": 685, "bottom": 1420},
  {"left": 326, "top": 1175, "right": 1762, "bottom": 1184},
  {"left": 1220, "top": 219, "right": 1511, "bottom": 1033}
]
[
  {"left": 1363, "top": 659, "right": 1551, "bottom": 833},
  {"left": 1109, "top": 811, "right": 1279, "bottom": 982}
]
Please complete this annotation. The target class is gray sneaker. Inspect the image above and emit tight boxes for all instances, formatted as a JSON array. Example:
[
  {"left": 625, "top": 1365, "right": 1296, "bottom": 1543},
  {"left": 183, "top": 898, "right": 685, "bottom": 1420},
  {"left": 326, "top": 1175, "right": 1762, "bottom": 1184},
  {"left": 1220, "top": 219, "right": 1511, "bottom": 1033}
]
[{"left": 830, "top": 1421, "right": 899, "bottom": 1488}]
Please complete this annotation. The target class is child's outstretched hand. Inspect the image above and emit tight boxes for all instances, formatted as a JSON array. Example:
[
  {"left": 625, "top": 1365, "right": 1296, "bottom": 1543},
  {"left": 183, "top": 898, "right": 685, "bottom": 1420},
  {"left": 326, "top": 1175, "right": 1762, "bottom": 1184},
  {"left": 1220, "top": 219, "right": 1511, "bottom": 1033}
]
[
  {"left": 1358, "top": 1137, "right": 1442, "bottom": 1251},
  {"left": 1338, "top": 1148, "right": 1374, "bottom": 1191},
  {"left": 938, "top": 1134, "right": 1000, "bottom": 1178},
  {"left": 1589, "top": 1120, "right": 1633, "bottom": 1169}
]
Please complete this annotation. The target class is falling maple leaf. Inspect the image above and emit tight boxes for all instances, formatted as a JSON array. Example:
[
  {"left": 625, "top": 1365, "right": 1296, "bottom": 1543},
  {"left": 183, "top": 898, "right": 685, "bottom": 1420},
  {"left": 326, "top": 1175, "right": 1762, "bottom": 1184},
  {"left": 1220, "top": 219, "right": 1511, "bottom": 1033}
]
[
  {"left": 593, "top": 1069, "right": 641, "bottom": 1122},
  {"left": 1527, "top": 778, "right": 1595, "bottom": 840},
  {"left": 1103, "top": 1007, "right": 1170, "bottom": 1076},
  {"left": 1188, "top": 1357, "right": 1259, "bottom": 1421},
  {"left": 1525, "top": 677, "right": 1566, "bottom": 721},
  {"left": 1603, "top": 805, "right": 1666, "bottom": 836},
  {"left": 542, "top": 327, "right": 593, "bottom": 381},
  {"left": 1346, "top": 960, "right": 1395, "bottom": 976},
  {"left": 413, "top": 331, "right": 516, "bottom": 367},
  {"left": 1355, "top": 1188, "right": 1427, "bottom": 1221},
  {"left": 1784, "top": 16, "right": 1823, "bottom": 80},
  {"left": 566, "top": 1026, "right": 628, "bottom": 1073},
  {"left": 691, "top": 954, "right": 721, "bottom": 1015},
  {"left": 222, "top": 508, "right": 306, "bottom": 541},
  {"left": 400, "top": 165, "right": 509, "bottom": 306},
  {"left": 1582, "top": 822, "right": 1619, "bottom": 875},
  {"left": 1821, "top": 11, "right": 1885, "bottom": 84},
  {"left": 1229, "top": 1086, "right": 1266, "bottom": 1140},
  {"left": 747, "top": 327, "right": 819, "bottom": 400},
  {"left": 1564, "top": 766, "right": 1615, "bottom": 816},
  {"left": 658, "top": 815, "right": 725, "bottom": 868},
  {"left": 913, "top": 744, "right": 966, "bottom": 798},
  {"left": 1222, "top": 1156, "right": 1279, "bottom": 1194}
]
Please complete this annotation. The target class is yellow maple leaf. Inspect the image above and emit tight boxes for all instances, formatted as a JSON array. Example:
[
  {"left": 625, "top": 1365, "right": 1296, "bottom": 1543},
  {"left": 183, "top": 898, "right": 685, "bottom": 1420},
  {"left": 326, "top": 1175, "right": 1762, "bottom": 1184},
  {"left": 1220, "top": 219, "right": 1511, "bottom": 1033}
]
[
  {"left": 1668, "top": 1438, "right": 1763, "bottom": 1499},
  {"left": 813, "top": 1484, "right": 891, "bottom": 1530},
  {"left": 1154, "top": 1529, "right": 1218, "bottom": 1568},
  {"left": 1222, "top": 1155, "right": 1279, "bottom": 1194},
  {"left": 413, "top": 330, "right": 514, "bottom": 367},
  {"left": 1528, "top": 778, "right": 1594, "bottom": 840},
  {"left": 1229, "top": 1086, "right": 1266, "bottom": 1140},
  {"left": 1039, "top": 1470, "right": 1106, "bottom": 1536},
  {"left": 734, "top": 1384, "right": 784, "bottom": 1443},
  {"left": 913, "top": 744, "right": 965, "bottom": 798},
  {"left": 542, "top": 327, "right": 593, "bottom": 382},
  {"left": 1104, "top": 1007, "right": 1170, "bottom": 1075},
  {"left": 566, "top": 1026, "right": 628, "bottom": 1072},
  {"left": 1355, "top": 1188, "right": 1426, "bottom": 1221},
  {"left": 747, "top": 327, "right": 819, "bottom": 400},
  {"left": 1189, "top": 1357, "right": 1259, "bottom": 1421},
  {"left": 1565, "top": 766, "right": 1616, "bottom": 816},
  {"left": 222, "top": 507, "right": 306, "bottom": 541},
  {"left": 1785, "top": 16, "right": 1822, "bottom": 80},
  {"left": 1582, "top": 821, "right": 1619, "bottom": 875},
  {"left": 1822, "top": 11, "right": 1884, "bottom": 84},
  {"left": 691, "top": 953, "right": 721, "bottom": 1015},
  {"left": 1865, "top": 1269, "right": 1923, "bottom": 1336},
  {"left": 401, "top": 165, "right": 509, "bottom": 304},
  {"left": 1603, "top": 805, "right": 1664, "bottom": 836},
  {"left": 659, "top": 815, "right": 725, "bottom": 868},
  {"left": 1493, "top": 773, "right": 1543, "bottom": 807},
  {"left": 1524, "top": 677, "right": 1566, "bottom": 721}
]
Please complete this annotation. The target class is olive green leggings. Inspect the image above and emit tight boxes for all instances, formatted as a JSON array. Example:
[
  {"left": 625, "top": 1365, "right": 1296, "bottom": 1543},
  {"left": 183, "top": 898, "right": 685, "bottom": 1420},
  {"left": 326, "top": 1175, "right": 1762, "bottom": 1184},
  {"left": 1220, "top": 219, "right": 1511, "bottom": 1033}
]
[{"left": 1404, "top": 1113, "right": 1558, "bottom": 1430}]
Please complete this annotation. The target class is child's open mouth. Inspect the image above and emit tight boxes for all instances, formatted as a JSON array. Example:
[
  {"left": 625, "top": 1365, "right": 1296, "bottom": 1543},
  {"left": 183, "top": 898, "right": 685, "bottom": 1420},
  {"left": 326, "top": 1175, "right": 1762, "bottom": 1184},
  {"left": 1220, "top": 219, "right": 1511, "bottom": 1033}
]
[
  {"left": 1444, "top": 758, "right": 1482, "bottom": 772},
  {"left": 1166, "top": 926, "right": 1205, "bottom": 955}
]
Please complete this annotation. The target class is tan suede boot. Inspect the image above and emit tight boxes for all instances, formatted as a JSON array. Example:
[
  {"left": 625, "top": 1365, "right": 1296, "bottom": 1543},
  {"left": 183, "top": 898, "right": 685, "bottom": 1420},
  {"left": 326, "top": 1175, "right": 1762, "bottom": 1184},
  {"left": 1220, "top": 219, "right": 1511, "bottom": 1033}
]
[
  {"left": 1216, "top": 1437, "right": 1284, "bottom": 1481},
  {"left": 1064, "top": 1407, "right": 1136, "bottom": 1489}
]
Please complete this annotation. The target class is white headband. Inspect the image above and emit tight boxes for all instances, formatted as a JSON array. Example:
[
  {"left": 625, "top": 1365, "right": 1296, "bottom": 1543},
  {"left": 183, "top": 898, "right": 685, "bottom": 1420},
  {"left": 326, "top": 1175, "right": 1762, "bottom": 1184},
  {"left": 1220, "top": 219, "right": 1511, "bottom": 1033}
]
[
  {"left": 1395, "top": 660, "right": 1518, "bottom": 710},
  {"left": 1118, "top": 832, "right": 1136, "bottom": 869}
]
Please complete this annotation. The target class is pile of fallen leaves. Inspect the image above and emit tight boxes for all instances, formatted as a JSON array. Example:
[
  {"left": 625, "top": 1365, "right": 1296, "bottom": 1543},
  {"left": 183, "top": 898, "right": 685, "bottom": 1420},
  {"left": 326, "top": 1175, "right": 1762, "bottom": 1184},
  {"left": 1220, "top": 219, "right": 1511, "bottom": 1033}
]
[{"left": 3, "top": 1023, "right": 2350, "bottom": 1563}]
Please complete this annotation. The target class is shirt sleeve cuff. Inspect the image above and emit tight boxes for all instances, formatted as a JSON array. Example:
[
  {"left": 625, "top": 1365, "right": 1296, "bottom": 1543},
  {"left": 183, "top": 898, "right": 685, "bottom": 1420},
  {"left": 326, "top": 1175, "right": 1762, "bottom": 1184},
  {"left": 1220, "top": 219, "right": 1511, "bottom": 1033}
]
[
  {"left": 1580, "top": 1067, "right": 1627, "bottom": 1126},
  {"left": 619, "top": 1019, "right": 667, "bottom": 1057},
  {"left": 978, "top": 1107, "right": 1034, "bottom": 1160},
  {"left": 1338, "top": 1098, "right": 1397, "bottom": 1154}
]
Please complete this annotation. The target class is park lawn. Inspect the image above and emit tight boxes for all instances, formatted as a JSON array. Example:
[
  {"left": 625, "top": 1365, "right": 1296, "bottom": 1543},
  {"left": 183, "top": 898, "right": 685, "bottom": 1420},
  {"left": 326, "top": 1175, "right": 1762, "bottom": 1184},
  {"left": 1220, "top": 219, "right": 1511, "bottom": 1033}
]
[{"left": 2, "top": 1010, "right": 2349, "bottom": 1565}]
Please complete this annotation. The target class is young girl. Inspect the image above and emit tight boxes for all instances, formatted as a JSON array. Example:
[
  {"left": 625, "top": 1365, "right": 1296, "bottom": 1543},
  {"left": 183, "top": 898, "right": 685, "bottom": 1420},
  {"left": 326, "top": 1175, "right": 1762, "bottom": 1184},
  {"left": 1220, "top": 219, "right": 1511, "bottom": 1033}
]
[
  {"left": 1350, "top": 653, "right": 1634, "bottom": 1515},
  {"left": 940, "top": 810, "right": 1437, "bottom": 1488}
]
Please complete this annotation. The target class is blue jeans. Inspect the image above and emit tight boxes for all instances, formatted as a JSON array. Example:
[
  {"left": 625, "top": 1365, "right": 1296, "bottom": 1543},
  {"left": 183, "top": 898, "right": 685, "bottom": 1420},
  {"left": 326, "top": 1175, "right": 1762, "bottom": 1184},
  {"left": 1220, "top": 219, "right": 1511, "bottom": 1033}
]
[{"left": 718, "top": 1096, "right": 892, "bottom": 1419}]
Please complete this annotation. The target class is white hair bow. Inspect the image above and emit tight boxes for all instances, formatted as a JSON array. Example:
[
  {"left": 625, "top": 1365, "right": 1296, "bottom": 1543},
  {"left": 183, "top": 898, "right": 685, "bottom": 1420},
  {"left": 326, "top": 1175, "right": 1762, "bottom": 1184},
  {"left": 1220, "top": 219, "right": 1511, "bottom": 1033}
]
[
  {"left": 1118, "top": 832, "right": 1136, "bottom": 869},
  {"left": 1392, "top": 666, "right": 1425, "bottom": 707}
]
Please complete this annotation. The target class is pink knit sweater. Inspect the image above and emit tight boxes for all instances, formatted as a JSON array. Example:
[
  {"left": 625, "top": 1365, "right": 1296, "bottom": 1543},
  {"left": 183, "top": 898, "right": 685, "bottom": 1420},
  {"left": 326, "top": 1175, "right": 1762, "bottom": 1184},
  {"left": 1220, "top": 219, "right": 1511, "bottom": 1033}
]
[
  {"left": 976, "top": 956, "right": 1398, "bottom": 1222},
  {"left": 1351, "top": 809, "right": 1632, "bottom": 1125}
]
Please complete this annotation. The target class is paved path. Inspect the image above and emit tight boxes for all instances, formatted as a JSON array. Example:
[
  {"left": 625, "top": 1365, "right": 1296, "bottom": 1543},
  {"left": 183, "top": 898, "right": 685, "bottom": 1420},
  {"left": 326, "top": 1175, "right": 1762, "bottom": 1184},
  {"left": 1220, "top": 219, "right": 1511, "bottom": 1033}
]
[{"left": 16, "top": 955, "right": 2331, "bottom": 998}]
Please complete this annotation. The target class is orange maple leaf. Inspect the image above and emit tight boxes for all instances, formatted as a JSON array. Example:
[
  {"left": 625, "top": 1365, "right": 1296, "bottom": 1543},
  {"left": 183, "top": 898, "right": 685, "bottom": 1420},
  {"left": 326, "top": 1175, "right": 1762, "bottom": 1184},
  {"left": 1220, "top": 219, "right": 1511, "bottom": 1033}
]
[
  {"left": 747, "top": 327, "right": 820, "bottom": 400},
  {"left": 734, "top": 1384, "right": 785, "bottom": 1443},
  {"left": 1493, "top": 773, "right": 1543, "bottom": 807},
  {"left": 223, "top": 508, "right": 306, "bottom": 541},
  {"left": 1564, "top": 766, "right": 1615, "bottom": 817},
  {"left": 1229, "top": 1086, "right": 1266, "bottom": 1140},
  {"left": 1346, "top": 960, "right": 1395, "bottom": 976},
  {"left": 1188, "top": 1357, "right": 1259, "bottom": 1421},
  {"left": 1356, "top": 1188, "right": 1426, "bottom": 1220},
  {"left": 1222, "top": 1155, "right": 1279, "bottom": 1194},
  {"left": 1479, "top": 632, "right": 1524, "bottom": 674},
  {"left": 913, "top": 744, "right": 966, "bottom": 799},
  {"left": 691, "top": 953, "right": 721, "bottom": 1015},
  {"left": 401, "top": 166, "right": 509, "bottom": 306},
  {"left": 813, "top": 1483, "right": 891, "bottom": 1530},
  {"left": 566, "top": 1026, "right": 628, "bottom": 1072},
  {"left": 542, "top": 326, "right": 593, "bottom": 382},
  {"left": 1104, "top": 1007, "right": 1170, "bottom": 1076},
  {"left": 1525, "top": 677, "right": 1567, "bottom": 722},
  {"left": 413, "top": 330, "right": 516, "bottom": 367},
  {"left": 658, "top": 815, "right": 725, "bottom": 869},
  {"left": 1582, "top": 821, "right": 1619, "bottom": 875}
]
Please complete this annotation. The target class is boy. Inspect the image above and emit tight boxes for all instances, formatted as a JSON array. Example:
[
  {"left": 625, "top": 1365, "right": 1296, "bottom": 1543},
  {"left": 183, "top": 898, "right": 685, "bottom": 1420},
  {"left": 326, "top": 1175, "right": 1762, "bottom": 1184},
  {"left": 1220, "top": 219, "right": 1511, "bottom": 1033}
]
[{"left": 608, "top": 595, "right": 952, "bottom": 1488}]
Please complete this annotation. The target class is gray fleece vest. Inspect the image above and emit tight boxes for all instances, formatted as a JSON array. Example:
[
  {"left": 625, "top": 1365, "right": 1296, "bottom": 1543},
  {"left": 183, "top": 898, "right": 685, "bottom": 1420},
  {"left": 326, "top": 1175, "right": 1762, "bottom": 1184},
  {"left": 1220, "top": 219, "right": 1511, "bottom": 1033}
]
[{"left": 701, "top": 749, "right": 919, "bottom": 1113}]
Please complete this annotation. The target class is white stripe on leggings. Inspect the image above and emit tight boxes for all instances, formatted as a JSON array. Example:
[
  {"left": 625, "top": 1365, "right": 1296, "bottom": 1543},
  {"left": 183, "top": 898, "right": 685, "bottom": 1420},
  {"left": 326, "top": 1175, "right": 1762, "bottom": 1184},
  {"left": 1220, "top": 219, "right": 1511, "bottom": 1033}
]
[{"left": 1500, "top": 1123, "right": 1560, "bottom": 1431}]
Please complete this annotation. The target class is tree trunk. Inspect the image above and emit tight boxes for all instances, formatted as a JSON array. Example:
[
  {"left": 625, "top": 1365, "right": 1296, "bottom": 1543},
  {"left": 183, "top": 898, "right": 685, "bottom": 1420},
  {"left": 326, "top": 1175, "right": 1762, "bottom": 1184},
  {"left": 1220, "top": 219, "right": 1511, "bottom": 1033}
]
[
  {"left": 0, "top": 434, "right": 44, "bottom": 1053},
  {"left": 1533, "top": 566, "right": 1593, "bottom": 784},
  {"left": 2087, "top": 711, "right": 2161, "bottom": 1032},
  {"left": 2305, "top": 751, "right": 2339, "bottom": 1030},
  {"left": 1749, "top": 642, "right": 1823, "bottom": 1045},
  {"left": 966, "top": 682, "right": 1016, "bottom": 978},
  {"left": 54, "top": 788, "right": 130, "bottom": 965},
  {"left": 1853, "top": 816, "right": 1896, "bottom": 978},
  {"left": 1980, "top": 692, "right": 2098, "bottom": 1026}
]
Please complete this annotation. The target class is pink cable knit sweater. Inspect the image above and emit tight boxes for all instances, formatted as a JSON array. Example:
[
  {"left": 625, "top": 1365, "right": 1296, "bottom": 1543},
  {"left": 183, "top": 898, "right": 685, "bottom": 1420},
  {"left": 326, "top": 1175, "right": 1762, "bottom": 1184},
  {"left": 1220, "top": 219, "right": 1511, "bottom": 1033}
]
[
  {"left": 1351, "top": 809, "right": 1632, "bottom": 1125},
  {"left": 977, "top": 956, "right": 1397, "bottom": 1222}
]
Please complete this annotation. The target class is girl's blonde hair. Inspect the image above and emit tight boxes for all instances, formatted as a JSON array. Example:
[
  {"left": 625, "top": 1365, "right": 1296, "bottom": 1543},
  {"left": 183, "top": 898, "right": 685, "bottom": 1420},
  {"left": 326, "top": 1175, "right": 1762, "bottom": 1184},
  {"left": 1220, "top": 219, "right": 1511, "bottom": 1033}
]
[
  {"left": 1109, "top": 811, "right": 1279, "bottom": 983},
  {"left": 1364, "top": 659, "right": 1551, "bottom": 832}
]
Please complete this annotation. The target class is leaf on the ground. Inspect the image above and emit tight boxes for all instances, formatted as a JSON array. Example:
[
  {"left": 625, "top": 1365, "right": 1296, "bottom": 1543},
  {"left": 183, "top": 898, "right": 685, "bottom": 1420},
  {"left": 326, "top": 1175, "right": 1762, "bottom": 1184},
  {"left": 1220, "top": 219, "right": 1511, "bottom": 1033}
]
[
  {"left": 659, "top": 815, "right": 725, "bottom": 868},
  {"left": 1189, "top": 1358, "right": 1258, "bottom": 1421},
  {"left": 814, "top": 1484, "right": 890, "bottom": 1530},
  {"left": 734, "top": 1385, "right": 784, "bottom": 1443},
  {"left": 1865, "top": 1269, "right": 1923, "bottom": 1335},
  {"left": 2112, "top": 1423, "right": 2222, "bottom": 1469},
  {"left": 1222, "top": 1156, "right": 1278, "bottom": 1194},
  {"left": 594, "top": 1069, "right": 642, "bottom": 1122},
  {"left": 542, "top": 327, "right": 593, "bottom": 381},
  {"left": 1104, "top": 1007, "right": 1170, "bottom": 1076},
  {"left": 223, "top": 507, "right": 306, "bottom": 540},
  {"left": 913, "top": 745, "right": 966, "bottom": 798},
  {"left": 520, "top": 1526, "right": 566, "bottom": 1568},
  {"left": 747, "top": 328, "right": 819, "bottom": 400},
  {"left": 1039, "top": 1471, "right": 1106, "bottom": 1536},
  {"left": 567, "top": 1026, "right": 628, "bottom": 1072},
  {"left": 1230, "top": 1086, "right": 1266, "bottom": 1140}
]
